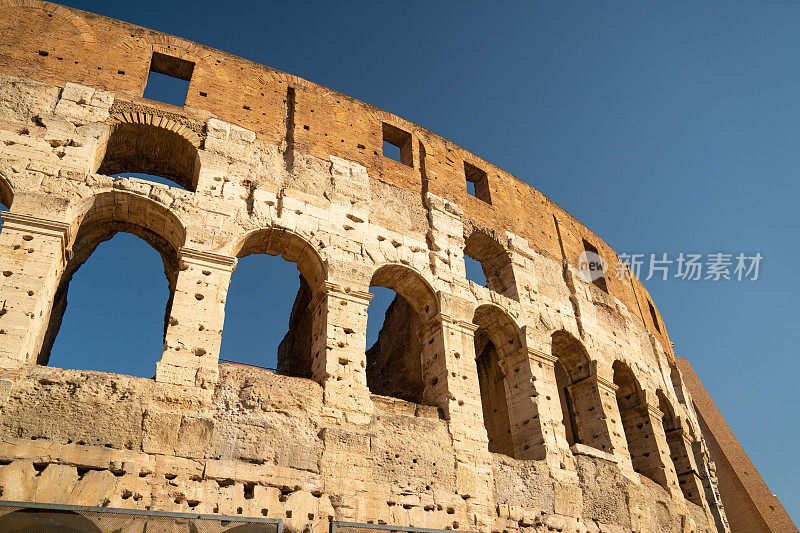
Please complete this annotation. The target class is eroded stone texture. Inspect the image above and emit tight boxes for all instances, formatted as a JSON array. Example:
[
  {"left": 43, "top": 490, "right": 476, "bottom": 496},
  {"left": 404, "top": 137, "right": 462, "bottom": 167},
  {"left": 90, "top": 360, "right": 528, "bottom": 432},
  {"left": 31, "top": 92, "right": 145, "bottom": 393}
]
[{"left": 0, "top": 2, "right": 743, "bottom": 532}]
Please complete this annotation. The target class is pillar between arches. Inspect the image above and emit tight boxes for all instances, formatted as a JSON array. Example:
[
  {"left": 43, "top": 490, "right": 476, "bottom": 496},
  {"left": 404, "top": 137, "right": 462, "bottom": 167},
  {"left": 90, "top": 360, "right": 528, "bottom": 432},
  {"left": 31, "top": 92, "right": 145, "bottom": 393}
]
[
  {"left": 156, "top": 247, "right": 236, "bottom": 388},
  {"left": 0, "top": 212, "right": 70, "bottom": 368}
]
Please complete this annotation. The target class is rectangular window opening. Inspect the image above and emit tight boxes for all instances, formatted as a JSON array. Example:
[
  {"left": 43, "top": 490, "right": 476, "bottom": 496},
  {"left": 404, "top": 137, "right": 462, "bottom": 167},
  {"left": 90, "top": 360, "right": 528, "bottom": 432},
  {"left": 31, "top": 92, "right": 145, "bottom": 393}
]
[
  {"left": 143, "top": 52, "right": 194, "bottom": 108},
  {"left": 582, "top": 239, "right": 608, "bottom": 293},
  {"left": 465, "top": 161, "right": 491, "bottom": 204},
  {"left": 382, "top": 123, "right": 413, "bottom": 166},
  {"left": 648, "top": 301, "right": 662, "bottom": 333}
]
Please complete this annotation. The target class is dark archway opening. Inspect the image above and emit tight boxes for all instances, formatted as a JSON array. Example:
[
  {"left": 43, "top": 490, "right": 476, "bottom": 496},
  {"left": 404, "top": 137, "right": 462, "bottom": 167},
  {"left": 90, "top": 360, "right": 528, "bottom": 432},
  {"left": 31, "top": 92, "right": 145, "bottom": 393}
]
[
  {"left": 551, "top": 331, "right": 593, "bottom": 448},
  {"left": 97, "top": 122, "right": 200, "bottom": 191},
  {"left": 474, "top": 331, "right": 514, "bottom": 456},
  {"left": 366, "top": 265, "right": 438, "bottom": 405},
  {"left": 463, "top": 230, "right": 518, "bottom": 299},
  {"left": 613, "top": 361, "right": 669, "bottom": 490},
  {"left": 473, "top": 305, "right": 523, "bottom": 458}
]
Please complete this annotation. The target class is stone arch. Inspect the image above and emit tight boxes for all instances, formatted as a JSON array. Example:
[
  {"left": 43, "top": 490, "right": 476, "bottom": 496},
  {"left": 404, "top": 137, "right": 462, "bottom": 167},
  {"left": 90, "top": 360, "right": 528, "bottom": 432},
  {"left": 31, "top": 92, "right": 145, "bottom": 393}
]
[
  {"left": 96, "top": 115, "right": 201, "bottom": 191},
  {"left": 0, "top": 508, "right": 102, "bottom": 533},
  {"left": 39, "top": 190, "right": 186, "bottom": 366},
  {"left": 670, "top": 364, "right": 688, "bottom": 405},
  {"left": 369, "top": 263, "right": 438, "bottom": 320},
  {"left": 0, "top": 173, "right": 12, "bottom": 209},
  {"left": 365, "top": 263, "right": 439, "bottom": 404},
  {"left": 229, "top": 226, "right": 326, "bottom": 378},
  {"left": 463, "top": 227, "right": 518, "bottom": 300},
  {"left": 613, "top": 360, "right": 670, "bottom": 490},
  {"left": 473, "top": 304, "right": 524, "bottom": 457},
  {"left": 551, "top": 330, "right": 594, "bottom": 447}
]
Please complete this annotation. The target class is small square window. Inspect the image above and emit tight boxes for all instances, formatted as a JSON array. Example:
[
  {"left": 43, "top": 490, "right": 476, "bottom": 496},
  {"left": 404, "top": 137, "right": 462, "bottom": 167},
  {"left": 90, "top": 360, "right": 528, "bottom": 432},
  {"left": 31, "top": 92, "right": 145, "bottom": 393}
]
[
  {"left": 382, "top": 123, "right": 412, "bottom": 166},
  {"left": 143, "top": 52, "right": 194, "bottom": 107},
  {"left": 464, "top": 161, "right": 491, "bottom": 204}
]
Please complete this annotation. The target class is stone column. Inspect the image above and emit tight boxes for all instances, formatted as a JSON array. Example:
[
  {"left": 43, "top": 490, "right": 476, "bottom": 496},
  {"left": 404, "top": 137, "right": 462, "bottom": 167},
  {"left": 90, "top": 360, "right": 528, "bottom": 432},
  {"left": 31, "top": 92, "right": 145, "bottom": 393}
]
[
  {"left": 498, "top": 347, "right": 575, "bottom": 471},
  {"left": 309, "top": 281, "right": 374, "bottom": 423},
  {"left": 619, "top": 395, "right": 682, "bottom": 497},
  {"left": 568, "top": 374, "right": 628, "bottom": 459},
  {"left": 0, "top": 212, "right": 70, "bottom": 368},
  {"left": 693, "top": 439, "right": 731, "bottom": 532},
  {"left": 418, "top": 314, "right": 494, "bottom": 519},
  {"left": 155, "top": 248, "right": 236, "bottom": 388},
  {"left": 666, "top": 426, "right": 707, "bottom": 507}
]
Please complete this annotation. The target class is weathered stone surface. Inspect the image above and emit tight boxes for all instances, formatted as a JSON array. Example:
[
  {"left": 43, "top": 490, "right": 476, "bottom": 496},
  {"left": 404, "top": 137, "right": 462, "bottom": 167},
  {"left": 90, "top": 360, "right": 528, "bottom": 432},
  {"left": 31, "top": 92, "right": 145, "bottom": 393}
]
[{"left": 0, "top": 3, "right": 754, "bottom": 532}]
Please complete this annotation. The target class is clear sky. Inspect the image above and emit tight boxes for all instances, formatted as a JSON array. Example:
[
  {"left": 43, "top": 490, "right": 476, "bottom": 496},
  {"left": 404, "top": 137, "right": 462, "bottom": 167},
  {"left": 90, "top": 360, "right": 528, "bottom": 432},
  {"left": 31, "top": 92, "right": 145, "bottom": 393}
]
[{"left": 11, "top": 0, "right": 797, "bottom": 521}]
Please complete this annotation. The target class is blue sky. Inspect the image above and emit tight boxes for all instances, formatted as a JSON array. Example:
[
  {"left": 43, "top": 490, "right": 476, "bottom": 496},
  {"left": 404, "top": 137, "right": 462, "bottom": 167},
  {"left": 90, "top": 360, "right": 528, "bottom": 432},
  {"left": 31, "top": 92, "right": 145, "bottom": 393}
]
[{"left": 7, "top": 0, "right": 797, "bottom": 520}]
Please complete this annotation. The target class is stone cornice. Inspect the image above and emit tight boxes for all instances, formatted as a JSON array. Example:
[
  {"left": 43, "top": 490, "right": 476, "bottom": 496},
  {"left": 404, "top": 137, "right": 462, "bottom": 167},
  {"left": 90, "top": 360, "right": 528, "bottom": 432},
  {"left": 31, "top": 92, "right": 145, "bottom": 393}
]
[
  {"left": 526, "top": 347, "right": 558, "bottom": 366},
  {"left": 1, "top": 212, "right": 72, "bottom": 261},
  {"left": 179, "top": 247, "right": 237, "bottom": 272}
]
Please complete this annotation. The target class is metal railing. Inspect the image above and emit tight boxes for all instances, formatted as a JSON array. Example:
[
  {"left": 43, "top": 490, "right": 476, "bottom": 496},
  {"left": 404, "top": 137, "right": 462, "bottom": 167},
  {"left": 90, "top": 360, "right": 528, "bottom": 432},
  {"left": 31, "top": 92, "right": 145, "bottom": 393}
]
[
  {"left": 0, "top": 500, "right": 283, "bottom": 532},
  {"left": 331, "top": 520, "right": 478, "bottom": 533}
]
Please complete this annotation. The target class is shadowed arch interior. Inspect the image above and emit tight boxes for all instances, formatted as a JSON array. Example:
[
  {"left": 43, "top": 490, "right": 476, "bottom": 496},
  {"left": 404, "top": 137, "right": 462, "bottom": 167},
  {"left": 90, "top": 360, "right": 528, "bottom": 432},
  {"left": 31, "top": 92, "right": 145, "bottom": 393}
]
[
  {"left": 97, "top": 122, "right": 200, "bottom": 191},
  {"left": 463, "top": 229, "right": 518, "bottom": 300},
  {"left": 613, "top": 361, "right": 669, "bottom": 490},
  {"left": 473, "top": 304, "right": 524, "bottom": 457},
  {"left": 39, "top": 191, "right": 186, "bottom": 369},
  {"left": 0, "top": 174, "right": 12, "bottom": 209},
  {"left": 226, "top": 227, "right": 326, "bottom": 378},
  {"left": 551, "top": 330, "right": 592, "bottom": 447},
  {"left": 366, "top": 264, "right": 439, "bottom": 404},
  {"left": 670, "top": 365, "right": 688, "bottom": 405},
  {"left": 0, "top": 509, "right": 102, "bottom": 533}
]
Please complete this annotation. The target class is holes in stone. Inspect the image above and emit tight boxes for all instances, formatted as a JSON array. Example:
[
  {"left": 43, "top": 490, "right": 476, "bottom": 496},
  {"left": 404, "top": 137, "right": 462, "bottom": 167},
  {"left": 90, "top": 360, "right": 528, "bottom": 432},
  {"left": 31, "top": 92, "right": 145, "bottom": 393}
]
[
  {"left": 194, "top": 348, "right": 207, "bottom": 356},
  {"left": 243, "top": 105, "right": 251, "bottom": 110},
  {"left": 195, "top": 293, "right": 204, "bottom": 300},
  {"left": 244, "top": 482, "right": 256, "bottom": 499},
  {"left": 118, "top": 70, "right": 125, "bottom": 75},
  {"left": 285, "top": 510, "right": 292, "bottom": 518},
  {"left": 216, "top": 478, "right": 235, "bottom": 488},
  {"left": 164, "top": 473, "right": 177, "bottom": 480},
  {"left": 2, "top": 271, "right": 11, "bottom": 277},
  {"left": 261, "top": 509, "right": 269, "bottom": 516},
  {"left": 22, "top": 235, "right": 33, "bottom": 241},
  {"left": 199, "top": 91, "right": 208, "bottom": 97},
  {"left": 38, "top": 50, "right": 49, "bottom": 56}
]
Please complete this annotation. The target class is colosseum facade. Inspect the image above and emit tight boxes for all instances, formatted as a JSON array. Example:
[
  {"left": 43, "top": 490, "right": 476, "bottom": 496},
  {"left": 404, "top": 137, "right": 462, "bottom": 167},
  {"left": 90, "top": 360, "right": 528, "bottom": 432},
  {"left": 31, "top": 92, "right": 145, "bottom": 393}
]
[{"left": 0, "top": 2, "right": 734, "bottom": 532}]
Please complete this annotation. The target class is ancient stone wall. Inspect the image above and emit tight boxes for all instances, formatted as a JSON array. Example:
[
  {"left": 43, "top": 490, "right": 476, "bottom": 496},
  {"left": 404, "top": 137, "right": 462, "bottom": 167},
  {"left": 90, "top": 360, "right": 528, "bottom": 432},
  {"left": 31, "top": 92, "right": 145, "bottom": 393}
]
[{"left": 0, "top": 2, "right": 730, "bottom": 531}]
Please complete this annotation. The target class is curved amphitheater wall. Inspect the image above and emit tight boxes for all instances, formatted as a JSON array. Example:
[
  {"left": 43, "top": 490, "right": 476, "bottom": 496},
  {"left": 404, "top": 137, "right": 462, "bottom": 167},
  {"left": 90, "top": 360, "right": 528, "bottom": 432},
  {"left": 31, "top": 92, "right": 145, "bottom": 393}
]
[{"left": 0, "top": 2, "right": 729, "bottom": 532}]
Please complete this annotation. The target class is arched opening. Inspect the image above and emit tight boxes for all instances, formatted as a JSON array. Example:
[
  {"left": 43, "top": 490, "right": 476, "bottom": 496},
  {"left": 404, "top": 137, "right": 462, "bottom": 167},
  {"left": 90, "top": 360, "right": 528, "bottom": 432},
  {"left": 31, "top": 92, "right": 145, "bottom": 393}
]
[
  {"left": 463, "top": 229, "right": 518, "bottom": 300},
  {"left": 0, "top": 509, "right": 102, "bottom": 533},
  {"left": 658, "top": 389, "right": 702, "bottom": 504},
  {"left": 0, "top": 174, "right": 11, "bottom": 210},
  {"left": 670, "top": 365, "right": 687, "bottom": 405},
  {"left": 223, "top": 228, "right": 325, "bottom": 378},
  {"left": 551, "top": 332, "right": 592, "bottom": 447},
  {"left": 473, "top": 304, "right": 524, "bottom": 457},
  {"left": 613, "top": 361, "right": 669, "bottom": 490},
  {"left": 0, "top": 175, "right": 11, "bottom": 232},
  {"left": 366, "top": 264, "right": 438, "bottom": 405},
  {"left": 97, "top": 121, "right": 200, "bottom": 191},
  {"left": 41, "top": 192, "right": 185, "bottom": 378}
]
